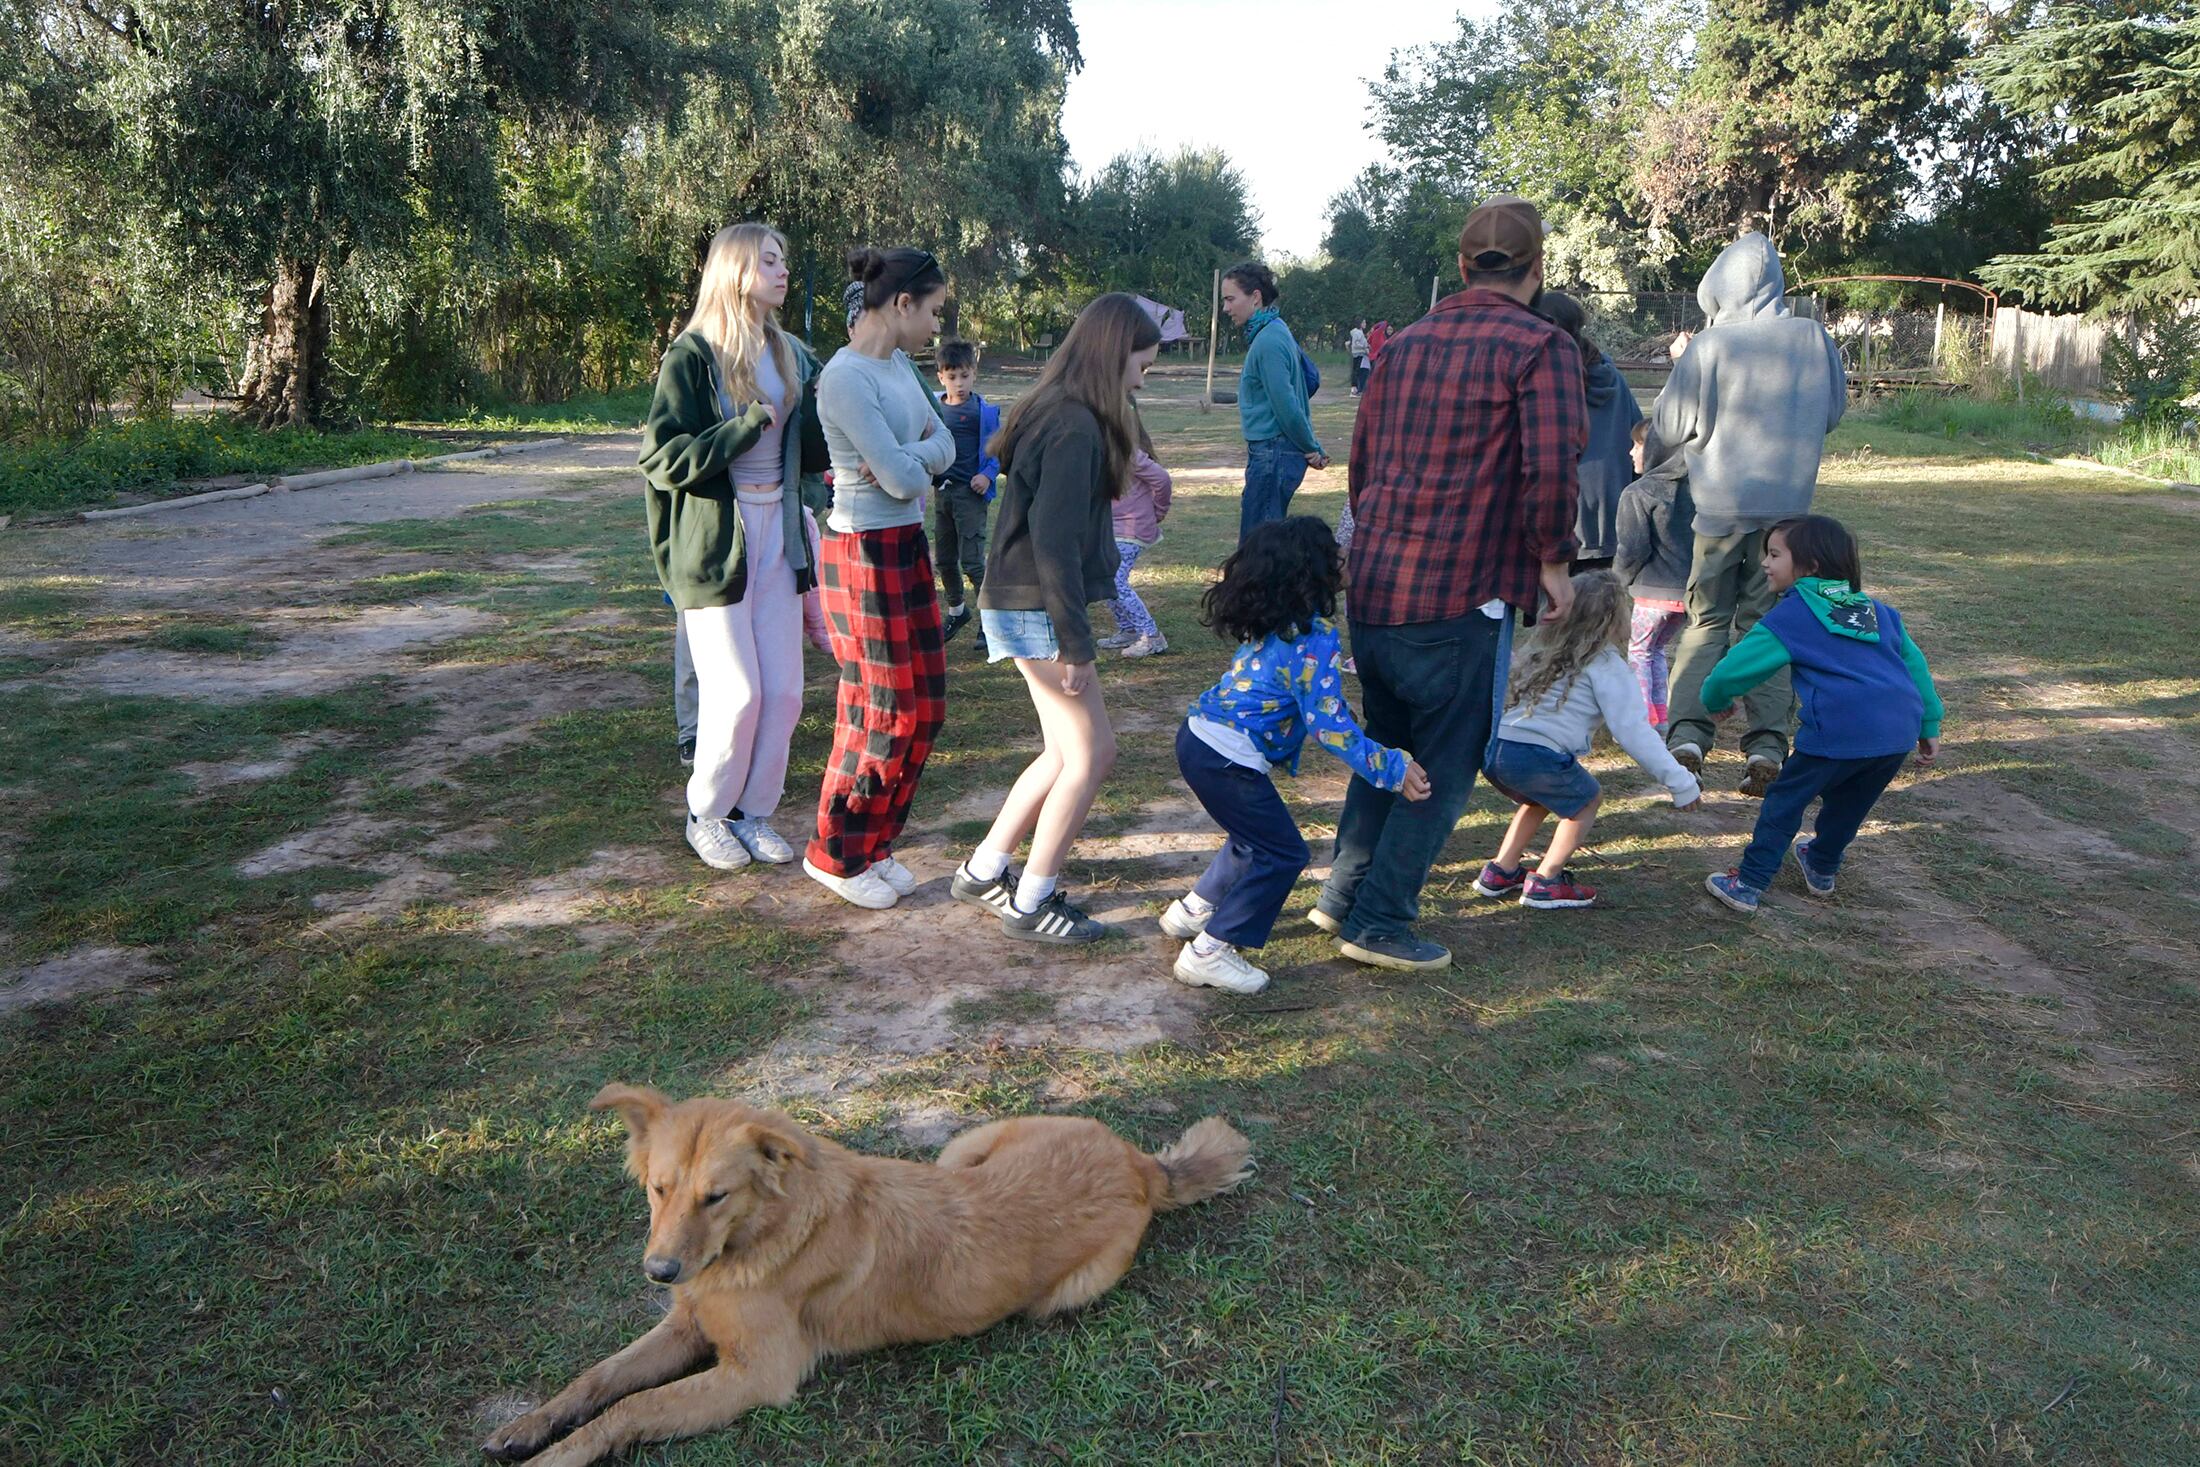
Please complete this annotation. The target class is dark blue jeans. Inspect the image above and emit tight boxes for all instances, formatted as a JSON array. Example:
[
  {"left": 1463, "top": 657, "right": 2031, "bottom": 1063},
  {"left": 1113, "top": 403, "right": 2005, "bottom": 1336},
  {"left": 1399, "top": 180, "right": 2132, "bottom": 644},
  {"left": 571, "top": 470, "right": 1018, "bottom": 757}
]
[
  {"left": 1239, "top": 435, "right": 1309, "bottom": 542},
  {"left": 1177, "top": 722, "right": 1310, "bottom": 949},
  {"left": 1318, "top": 609, "right": 1505, "bottom": 941},
  {"left": 1738, "top": 749, "right": 1910, "bottom": 890}
]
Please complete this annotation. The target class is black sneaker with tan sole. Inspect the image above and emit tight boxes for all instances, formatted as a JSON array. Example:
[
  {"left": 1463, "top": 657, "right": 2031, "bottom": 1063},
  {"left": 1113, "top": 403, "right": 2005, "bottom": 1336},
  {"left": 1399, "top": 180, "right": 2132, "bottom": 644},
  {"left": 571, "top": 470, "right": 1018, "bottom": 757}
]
[
  {"left": 951, "top": 864, "right": 1020, "bottom": 914},
  {"left": 1002, "top": 891, "right": 1107, "bottom": 944}
]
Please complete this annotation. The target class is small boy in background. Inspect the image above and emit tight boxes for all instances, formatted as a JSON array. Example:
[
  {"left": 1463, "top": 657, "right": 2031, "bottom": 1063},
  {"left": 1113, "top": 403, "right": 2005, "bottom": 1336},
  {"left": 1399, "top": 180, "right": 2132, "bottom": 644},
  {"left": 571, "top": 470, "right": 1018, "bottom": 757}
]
[
  {"left": 1614, "top": 421, "right": 1694, "bottom": 728},
  {"left": 932, "top": 339, "right": 1002, "bottom": 651}
]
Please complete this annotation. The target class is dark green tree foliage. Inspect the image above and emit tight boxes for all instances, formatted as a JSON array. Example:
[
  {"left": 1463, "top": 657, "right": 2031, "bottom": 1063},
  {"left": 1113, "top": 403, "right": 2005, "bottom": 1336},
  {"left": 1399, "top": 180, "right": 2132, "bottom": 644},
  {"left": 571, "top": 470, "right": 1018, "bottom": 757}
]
[
  {"left": 1073, "top": 147, "right": 1261, "bottom": 311},
  {"left": 0, "top": 0, "right": 694, "bottom": 426},
  {"left": 1635, "top": 0, "right": 1964, "bottom": 264},
  {"left": 1978, "top": 7, "right": 2200, "bottom": 308}
]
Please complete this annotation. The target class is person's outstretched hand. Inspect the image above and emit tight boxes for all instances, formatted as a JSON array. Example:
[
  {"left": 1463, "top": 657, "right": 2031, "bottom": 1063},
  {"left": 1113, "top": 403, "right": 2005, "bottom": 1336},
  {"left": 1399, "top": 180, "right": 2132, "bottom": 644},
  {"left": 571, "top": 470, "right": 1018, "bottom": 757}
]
[{"left": 1400, "top": 760, "right": 1432, "bottom": 802}]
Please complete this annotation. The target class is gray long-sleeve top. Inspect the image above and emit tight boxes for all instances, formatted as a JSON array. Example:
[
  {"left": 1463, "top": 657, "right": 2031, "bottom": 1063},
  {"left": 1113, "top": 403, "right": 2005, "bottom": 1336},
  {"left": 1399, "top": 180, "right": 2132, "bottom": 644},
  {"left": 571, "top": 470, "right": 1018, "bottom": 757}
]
[{"left": 815, "top": 348, "right": 954, "bottom": 532}]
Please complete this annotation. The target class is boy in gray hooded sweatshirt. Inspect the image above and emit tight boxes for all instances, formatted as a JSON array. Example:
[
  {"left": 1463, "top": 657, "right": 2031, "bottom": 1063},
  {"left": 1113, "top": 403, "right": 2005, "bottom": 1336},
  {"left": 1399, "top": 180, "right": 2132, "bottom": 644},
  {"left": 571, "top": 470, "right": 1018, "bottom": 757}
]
[{"left": 1643, "top": 232, "right": 1847, "bottom": 794}]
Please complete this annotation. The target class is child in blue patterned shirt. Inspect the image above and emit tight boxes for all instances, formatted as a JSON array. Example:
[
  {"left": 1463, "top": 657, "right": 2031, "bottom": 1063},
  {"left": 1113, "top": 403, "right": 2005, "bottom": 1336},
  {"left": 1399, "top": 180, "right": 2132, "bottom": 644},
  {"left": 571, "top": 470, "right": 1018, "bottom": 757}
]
[{"left": 1163, "top": 517, "right": 1430, "bottom": 994}]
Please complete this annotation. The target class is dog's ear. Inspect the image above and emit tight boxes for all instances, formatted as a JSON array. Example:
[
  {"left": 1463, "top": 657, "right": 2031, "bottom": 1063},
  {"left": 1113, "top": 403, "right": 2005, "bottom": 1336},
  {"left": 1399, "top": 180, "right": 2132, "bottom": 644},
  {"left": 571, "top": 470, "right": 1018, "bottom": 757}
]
[
  {"left": 744, "top": 1119, "right": 814, "bottom": 1196},
  {"left": 590, "top": 1083, "right": 670, "bottom": 1144}
]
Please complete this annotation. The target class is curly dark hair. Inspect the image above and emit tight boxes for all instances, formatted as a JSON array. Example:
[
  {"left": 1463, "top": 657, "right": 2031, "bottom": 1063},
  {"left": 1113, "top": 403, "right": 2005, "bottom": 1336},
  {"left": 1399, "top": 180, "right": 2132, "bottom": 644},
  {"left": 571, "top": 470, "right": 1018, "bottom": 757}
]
[
  {"left": 1201, "top": 515, "right": 1342, "bottom": 644},
  {"left": 1223, "top": 260, "right": 1279, "bottom": 307}
]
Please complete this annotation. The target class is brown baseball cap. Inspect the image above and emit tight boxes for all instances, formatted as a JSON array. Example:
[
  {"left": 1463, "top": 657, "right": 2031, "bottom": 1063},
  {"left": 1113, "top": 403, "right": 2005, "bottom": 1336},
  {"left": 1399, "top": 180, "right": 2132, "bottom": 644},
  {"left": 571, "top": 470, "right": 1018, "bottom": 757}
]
[{"left": 1458, "top": 195, "right": 1545, "bottom": 271}]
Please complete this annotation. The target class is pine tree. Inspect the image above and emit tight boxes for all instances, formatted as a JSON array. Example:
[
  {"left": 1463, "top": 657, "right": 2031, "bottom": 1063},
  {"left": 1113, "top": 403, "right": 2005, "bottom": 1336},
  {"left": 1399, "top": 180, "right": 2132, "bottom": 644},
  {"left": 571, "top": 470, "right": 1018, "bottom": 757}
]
[{"left": 1977, "top": 7, "right": 2200, "bottom": 309}]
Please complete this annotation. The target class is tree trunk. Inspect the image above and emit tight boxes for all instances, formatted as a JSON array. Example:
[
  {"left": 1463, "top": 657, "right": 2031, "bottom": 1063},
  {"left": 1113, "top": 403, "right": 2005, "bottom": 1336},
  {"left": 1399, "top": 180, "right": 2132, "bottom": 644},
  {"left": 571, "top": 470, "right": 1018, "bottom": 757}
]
[{"left": 241, "top": 255, "right": 331, "bottom": 428}]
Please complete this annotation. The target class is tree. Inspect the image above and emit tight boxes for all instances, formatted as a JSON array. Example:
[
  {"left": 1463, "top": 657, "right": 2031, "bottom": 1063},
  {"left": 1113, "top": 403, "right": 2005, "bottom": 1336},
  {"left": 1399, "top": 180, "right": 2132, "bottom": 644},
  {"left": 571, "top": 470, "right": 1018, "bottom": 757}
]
[
  {"left": 0, "top": 1, "right": 697, "bottom": 426},
  {"left": 1072, "top": 147, "right": 1261, "bottom": 312},
  {"left": 1635, "top": 0, "right": 1966, "bottom": 266},
  {"left": 1977, "top": 7, "right": 2200, "bottom": 309}
]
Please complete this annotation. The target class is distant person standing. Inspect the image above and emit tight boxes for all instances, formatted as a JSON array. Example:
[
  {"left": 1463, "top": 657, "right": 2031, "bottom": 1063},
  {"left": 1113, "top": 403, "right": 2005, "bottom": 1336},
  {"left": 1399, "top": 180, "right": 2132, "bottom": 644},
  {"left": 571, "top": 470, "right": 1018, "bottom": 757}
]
[
  {"left": 1540, "top": 291, "right": 1643, "bottom": 572},
  {"left": 1348, "top": 318, "right": 1371, "bottom": 396},
  {"left": 1219, "top": 261, "right": 1326, "bottom": 540},
  {"left": 1313, "top": 196, "right": 1588, "bottom": 972},
  {"left": 1644, "top": 232, "right": 1848, "bottom": 797}
]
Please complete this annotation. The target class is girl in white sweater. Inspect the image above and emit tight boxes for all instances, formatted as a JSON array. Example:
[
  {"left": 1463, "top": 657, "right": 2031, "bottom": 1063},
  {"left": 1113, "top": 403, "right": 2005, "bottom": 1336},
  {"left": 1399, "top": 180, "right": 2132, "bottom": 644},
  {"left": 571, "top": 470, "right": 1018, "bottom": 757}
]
[{"left": 1474, "top": 571, "right": 1702, "bottom": 910}]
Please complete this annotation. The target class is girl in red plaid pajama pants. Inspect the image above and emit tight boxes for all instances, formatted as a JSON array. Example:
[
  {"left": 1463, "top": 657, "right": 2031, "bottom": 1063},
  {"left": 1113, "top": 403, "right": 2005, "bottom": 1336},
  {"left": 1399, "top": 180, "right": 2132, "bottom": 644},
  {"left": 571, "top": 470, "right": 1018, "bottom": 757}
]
[{"left": 805, "top": 246, "right": 958, "bottom": 909}]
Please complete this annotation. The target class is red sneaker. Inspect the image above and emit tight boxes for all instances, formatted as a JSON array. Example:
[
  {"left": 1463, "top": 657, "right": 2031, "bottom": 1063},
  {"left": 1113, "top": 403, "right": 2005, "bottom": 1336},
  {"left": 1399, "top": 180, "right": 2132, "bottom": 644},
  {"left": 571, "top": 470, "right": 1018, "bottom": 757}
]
[{"left": 1520, "top": 869, "right": 1597, "bottom": 909}]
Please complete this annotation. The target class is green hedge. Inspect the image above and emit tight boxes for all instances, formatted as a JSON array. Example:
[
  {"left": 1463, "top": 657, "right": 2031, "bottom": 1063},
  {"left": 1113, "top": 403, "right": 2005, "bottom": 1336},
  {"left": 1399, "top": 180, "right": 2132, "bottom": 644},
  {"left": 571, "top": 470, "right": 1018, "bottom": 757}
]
[{"left": 0, "top": 415, "right": 444, "bottom": 515}]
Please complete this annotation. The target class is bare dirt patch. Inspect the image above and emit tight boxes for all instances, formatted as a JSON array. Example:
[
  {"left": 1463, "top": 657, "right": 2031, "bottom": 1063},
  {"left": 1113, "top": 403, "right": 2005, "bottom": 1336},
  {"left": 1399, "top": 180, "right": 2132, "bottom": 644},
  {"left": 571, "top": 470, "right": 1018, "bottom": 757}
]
[
  {"left": 478, "top": 847, "right": 679, "bottom": 936},
  {"left": 1, "top": 946, "right": 167, "bottom": 1014},
  {"left": 75, "top": 604, "right": 497, "bottom": 702}
]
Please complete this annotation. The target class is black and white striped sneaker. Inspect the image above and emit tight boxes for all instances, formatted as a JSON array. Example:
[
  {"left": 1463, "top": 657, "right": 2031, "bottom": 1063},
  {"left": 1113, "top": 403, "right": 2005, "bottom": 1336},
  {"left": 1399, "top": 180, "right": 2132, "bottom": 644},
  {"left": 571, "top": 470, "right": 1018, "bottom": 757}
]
[
  {"left": 1001, "top": 892, "right": 1107, "bottom": 945},
  {"left": 951, "top": 864, "right": 1021, "bottom": 914}
]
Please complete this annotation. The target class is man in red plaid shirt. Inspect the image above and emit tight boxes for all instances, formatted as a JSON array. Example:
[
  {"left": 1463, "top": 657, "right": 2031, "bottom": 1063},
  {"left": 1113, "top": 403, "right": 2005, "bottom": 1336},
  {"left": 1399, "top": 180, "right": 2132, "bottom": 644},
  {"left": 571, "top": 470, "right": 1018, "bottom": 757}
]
[{"left": 1312, "top": 196, "right": 1589, "bottom": 972}]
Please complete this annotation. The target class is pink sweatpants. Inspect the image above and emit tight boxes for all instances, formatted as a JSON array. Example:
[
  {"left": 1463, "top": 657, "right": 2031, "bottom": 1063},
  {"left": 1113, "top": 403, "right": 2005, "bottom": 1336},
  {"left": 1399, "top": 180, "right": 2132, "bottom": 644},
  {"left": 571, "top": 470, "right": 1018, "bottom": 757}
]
[{"left": 683, "top": 489, "right": 807, "bottom": 821}]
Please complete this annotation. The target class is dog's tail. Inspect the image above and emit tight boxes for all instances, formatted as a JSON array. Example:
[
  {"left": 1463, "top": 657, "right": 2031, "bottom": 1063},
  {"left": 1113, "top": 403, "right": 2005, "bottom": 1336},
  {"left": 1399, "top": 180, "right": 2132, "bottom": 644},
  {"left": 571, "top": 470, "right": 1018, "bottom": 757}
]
[{"left": 1148, "top": 1116, "right": 1253, "bottom": 1211}]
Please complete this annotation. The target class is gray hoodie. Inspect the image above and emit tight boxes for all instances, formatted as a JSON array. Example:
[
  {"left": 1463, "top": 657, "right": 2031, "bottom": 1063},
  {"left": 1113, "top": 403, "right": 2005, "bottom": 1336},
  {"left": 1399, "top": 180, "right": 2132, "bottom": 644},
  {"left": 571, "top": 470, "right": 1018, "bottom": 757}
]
[{"left": 1644, "top": 234, "right": 1847, "bottom": 536}]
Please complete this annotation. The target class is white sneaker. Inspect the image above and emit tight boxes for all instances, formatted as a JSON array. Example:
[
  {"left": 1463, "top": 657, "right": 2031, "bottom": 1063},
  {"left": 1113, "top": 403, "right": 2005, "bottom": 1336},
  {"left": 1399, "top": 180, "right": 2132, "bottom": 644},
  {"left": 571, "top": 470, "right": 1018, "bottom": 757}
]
[
  {"left": 803, "top": 858, "right": 898, "bottom": 909},
  {"left": 871, "top": 855, "right": 919, "bottom": 896},
  {"left": 1172, "top": 942, "right": 1269, "bottom": 995},
  {"left": 729, "top": 817, "right": 795, "bottom": 864},
  {"left": 1120, "top": 632, "right": 1169, "bottom": 659},
  {"left": 1096, "top": 630, "right": 1136, "bottom": 650},
  {"left": 1159, "top": 897, "right": 1210, "bottom": 940},
  {"left": 686, "top": 815, "right": 752, "bottom": 871}
]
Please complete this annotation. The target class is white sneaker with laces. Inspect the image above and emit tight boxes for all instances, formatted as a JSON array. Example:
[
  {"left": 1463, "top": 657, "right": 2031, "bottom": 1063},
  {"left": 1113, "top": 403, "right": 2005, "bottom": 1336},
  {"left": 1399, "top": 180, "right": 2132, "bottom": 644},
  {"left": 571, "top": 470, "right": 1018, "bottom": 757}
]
[
  {"left": 1172, "top": 941, "right": 1269, "bottom": 994},
  {"left": 871, "top": 855, "right": 919, "bottom": 896},
  {"left": 686, "top": 815, "right": 753, "bottom": 871},
  {"left": 1120, "top": 632, "right": 1169, "bottom": 659},
  {"left": 803, "top": 858, "right": 898, "bottom": 909},
  {"left": 1159, "top": 897, "right": 1210, "bottom": 940},
  {"left": 729, "top": 817, "right": 795, "bottom": 864}
]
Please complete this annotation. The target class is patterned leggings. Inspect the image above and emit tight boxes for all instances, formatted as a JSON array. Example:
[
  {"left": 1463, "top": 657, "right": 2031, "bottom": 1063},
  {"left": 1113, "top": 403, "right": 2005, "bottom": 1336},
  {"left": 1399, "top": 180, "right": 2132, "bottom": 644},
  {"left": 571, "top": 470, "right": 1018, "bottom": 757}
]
[
  {"left": 807, "top": 525, "right": 947, "bottom": 877},
  {"left": 1109, "top": 538, "right": 1157, "bottom": 640},
  {"left": 1628, "top": 604, "right": 1686, "bottom": 725}
]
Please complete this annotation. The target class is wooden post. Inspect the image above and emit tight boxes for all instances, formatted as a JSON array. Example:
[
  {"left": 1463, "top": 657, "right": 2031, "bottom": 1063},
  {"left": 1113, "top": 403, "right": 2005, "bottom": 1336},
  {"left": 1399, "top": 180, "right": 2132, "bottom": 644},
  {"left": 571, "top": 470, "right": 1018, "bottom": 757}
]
[
  {"left": 2011, "top": 310, "right": 2024, "bottom": 401},
  {"left": 1205, "top": 268, "right": 1221, "bottom": 408},
  {"left": 1860, "top": 316, "right": 1873, "bottom": 397},
  {"left": 1932, "top": 298, "right": 1946, "bottom": 368},
  {"left": 1430, "top": 274, "right": 1440, "bottom": 312}
]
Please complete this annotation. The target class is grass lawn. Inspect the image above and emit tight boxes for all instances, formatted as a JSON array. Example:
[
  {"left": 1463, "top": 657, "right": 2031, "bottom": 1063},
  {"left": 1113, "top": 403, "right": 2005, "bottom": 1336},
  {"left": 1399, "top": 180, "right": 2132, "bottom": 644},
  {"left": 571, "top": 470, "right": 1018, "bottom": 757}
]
[{"left": 2, "top": 380, "right": 2197, "bottom": 1464}]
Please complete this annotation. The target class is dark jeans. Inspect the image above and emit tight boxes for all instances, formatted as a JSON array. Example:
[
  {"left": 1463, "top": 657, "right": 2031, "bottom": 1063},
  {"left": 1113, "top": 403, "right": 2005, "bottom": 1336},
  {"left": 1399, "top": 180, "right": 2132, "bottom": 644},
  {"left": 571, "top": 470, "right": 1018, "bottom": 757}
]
[
  {"left": 1737, "top": 749, "right": 1909, "bottom": 890},
  {"left": 1176, "top": 722, "right": 1310, "bottom": 949},
  {"left": 1351, "top": 360, "right": 1371, "bottom": 393},
  {"left": 1239, "top": 435, "right": 1308, "bottom": 542},
  {"left": 1318, "top": 609, "right": 1506, "bottom": 940},
  {"left": 932, "top": 482, "right": 989, "bottom": 609}
]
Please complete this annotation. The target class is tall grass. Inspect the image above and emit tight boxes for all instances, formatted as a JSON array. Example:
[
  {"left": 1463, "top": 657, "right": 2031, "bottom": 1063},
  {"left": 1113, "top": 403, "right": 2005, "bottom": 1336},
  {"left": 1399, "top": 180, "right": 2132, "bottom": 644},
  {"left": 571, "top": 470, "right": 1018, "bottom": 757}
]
[{"left": 1867, "top": 388, "right": 2200, "bottom": 482}]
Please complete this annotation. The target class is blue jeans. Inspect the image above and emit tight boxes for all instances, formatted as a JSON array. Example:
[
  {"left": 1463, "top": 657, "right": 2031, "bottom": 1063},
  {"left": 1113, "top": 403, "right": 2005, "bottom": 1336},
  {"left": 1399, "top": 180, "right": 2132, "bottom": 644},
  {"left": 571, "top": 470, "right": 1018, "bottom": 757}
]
[
  {"left": 1239, "top": 436, "right": 1309, "bottom": 542},
  {"left": 1317, "top": 609, "right": 1506, "bottom": 940},
  {"left": 1177, "top": 723, "right": 1310, "bottom": 949},
  {"left": 1737, "top": 749, "right": 1909, "bottom": 890}
]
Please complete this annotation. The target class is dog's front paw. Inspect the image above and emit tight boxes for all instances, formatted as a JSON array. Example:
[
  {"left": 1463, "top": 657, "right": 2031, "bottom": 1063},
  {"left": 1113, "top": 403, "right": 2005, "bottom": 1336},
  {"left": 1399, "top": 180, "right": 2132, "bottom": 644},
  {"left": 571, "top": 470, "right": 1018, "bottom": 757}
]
[{"left": 481, "top": 1411, "right": 557, "bottom": 1462}]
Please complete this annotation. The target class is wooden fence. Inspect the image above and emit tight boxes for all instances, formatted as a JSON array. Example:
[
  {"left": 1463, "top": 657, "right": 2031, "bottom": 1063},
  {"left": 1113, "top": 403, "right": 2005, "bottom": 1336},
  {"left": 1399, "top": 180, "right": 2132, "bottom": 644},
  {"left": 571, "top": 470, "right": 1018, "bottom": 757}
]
[{"left": 1990, "top": 307, "right": 2125, "bottom": 397}]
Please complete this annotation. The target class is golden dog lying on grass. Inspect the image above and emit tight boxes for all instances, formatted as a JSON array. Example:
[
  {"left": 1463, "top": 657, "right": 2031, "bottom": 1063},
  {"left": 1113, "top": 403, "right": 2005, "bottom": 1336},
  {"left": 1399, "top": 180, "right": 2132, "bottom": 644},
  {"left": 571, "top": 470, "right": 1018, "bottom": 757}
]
[{"left": 481, "top": 1084, "right": 1254, "bottom": 1465}]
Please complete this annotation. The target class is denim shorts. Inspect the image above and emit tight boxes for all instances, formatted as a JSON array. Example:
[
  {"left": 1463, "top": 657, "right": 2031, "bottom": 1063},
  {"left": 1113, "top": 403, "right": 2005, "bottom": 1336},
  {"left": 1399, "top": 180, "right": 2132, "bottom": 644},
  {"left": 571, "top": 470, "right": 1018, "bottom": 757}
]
[
  {"left": 979, "top": 608, "right": 1057, "bottom": 663},
  {"left": 1484, "top": 737, "right": 1601, "bottom": 819}
]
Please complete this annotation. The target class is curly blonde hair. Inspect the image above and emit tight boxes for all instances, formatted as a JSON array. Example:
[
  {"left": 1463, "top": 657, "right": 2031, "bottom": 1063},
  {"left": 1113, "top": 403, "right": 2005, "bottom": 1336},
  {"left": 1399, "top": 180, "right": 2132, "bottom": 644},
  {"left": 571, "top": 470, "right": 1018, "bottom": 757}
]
[{"left": 1506, "top": 570, "right": 1632, "bottom": 713}]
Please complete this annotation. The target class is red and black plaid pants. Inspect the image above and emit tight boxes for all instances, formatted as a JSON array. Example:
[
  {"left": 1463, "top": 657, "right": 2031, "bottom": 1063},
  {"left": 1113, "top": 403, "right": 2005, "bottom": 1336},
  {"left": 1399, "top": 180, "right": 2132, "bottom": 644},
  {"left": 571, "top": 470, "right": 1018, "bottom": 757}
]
[{"left": 806, "top": 523, "right": 948, "bottom": 876}]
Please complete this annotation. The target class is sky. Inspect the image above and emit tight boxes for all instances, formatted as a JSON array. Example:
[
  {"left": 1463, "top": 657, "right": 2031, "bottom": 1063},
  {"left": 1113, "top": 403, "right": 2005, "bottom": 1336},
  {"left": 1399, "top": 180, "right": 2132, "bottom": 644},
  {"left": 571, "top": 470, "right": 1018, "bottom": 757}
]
[{"left": 1058, "top": 0, "right": 1481, "bottom": 259}]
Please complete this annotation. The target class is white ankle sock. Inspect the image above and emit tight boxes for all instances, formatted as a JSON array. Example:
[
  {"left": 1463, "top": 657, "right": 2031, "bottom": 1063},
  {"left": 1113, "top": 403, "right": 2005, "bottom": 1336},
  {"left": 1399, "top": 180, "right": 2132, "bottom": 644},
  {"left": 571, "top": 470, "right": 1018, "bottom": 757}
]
[
  {"left": 1013, "top": 870, "right": 1058, "bottom": 914},
  {"left": 1192, "top": 931, "right": 1227, "bottom": 957},
  {"left": 1182, "top": 890, "right": 1215, "bottom": 915},
  {"left": 965, "top": 846, "right": 1012, "bottom": 882}
]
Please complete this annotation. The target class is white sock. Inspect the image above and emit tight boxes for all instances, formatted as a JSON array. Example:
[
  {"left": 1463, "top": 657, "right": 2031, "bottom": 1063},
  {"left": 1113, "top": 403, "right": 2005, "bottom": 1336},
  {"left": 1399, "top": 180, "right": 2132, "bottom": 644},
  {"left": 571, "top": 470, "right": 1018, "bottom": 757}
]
[
  {"left": 1014, "top": 870, "right": 1058, "bottom": 914},
  {"left": 1192, "top": 931, "right": 1228, "bottom": 957},
  {"left": 965, "top": 846, "right": 1012, "bottom": 882},
  {"left": 1182, "top": 890, "right": 1215, "bottom": 916}
]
